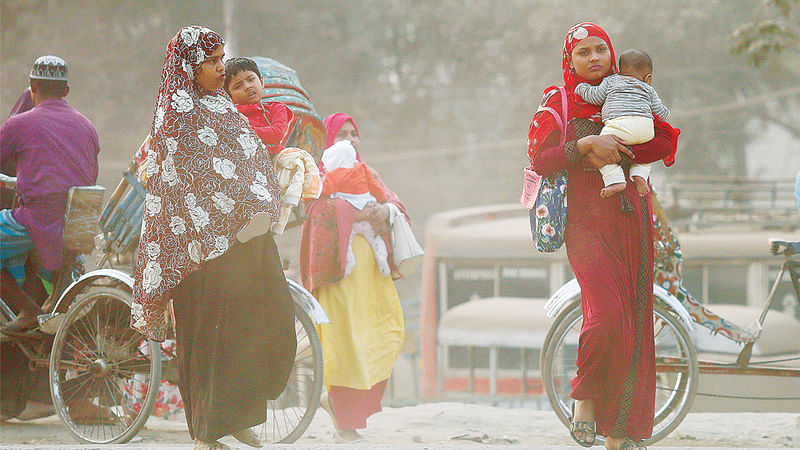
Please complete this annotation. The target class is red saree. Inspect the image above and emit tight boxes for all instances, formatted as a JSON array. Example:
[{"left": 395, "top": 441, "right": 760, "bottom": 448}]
[{"left": 528, "top": 22, "right": 674, "bottom": 440}]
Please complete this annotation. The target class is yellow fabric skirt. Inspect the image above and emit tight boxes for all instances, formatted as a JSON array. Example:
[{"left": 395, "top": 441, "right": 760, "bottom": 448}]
[{"left": 314, "top": 235, "right": 404, "bottom": 390}]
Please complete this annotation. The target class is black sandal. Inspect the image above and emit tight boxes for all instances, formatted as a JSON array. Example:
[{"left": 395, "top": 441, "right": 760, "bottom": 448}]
[
  {"left": 569, "top": 401, "right": 596, "bottom": 448},
  {"left": 619, "top": 437, "right": 647, "bottom": 449}
]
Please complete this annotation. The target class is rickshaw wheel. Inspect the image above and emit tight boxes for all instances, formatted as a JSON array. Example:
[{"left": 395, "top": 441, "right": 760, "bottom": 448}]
[
  {"left": 540, "top": 299, "right": 698, "bottom": 446},
  {"left": 49, "top": 286, "right": 161, "bottom": 444},
  {"left": 254, "top": 298, "right": 323, "bottom": 444}
]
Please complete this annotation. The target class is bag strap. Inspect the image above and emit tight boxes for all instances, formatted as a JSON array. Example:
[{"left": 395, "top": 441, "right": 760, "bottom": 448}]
[
  {"left": 525, "top": 86, "right": 569, "bottom": 175},
  {"left": 556, "top": 86, "right": 568, "bottom": 149},
  {"left": 536, "top": 86, "right": 568, "bottom": 151}
]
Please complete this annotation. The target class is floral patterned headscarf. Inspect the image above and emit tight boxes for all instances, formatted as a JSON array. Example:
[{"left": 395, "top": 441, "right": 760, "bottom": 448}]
[
  {"left": 131, "top": 26, "right": 281, "bottom": 341},
  {"left": 528, "top": 22, "right": 617, "bottom": 160}
]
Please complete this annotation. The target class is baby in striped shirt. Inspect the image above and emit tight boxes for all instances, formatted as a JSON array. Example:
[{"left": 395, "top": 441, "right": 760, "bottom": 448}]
[{"left": 576, "top": 49, "right": 670, "bottom": 198}]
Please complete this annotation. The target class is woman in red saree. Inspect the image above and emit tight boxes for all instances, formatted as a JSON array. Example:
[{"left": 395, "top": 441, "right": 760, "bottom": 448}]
[{"left": 528, "top": 23, "right": 675, "bottom": 450}]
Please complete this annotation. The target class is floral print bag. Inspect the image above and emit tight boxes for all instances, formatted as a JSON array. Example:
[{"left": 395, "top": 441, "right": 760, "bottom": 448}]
[
  {"left": 530, "top": 170, "right": 568, "bottom": 252},
  {"left": 522, "top": 86, "right": 568, "bottom": 252}
]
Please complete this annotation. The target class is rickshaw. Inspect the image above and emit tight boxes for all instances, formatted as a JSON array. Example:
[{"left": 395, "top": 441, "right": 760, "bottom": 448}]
[
  {"left": 539, "top": 196, "right": 800, "bottom": 446},
  {"left": 0, "top": 56, "right": 329, "bottom": 444}
]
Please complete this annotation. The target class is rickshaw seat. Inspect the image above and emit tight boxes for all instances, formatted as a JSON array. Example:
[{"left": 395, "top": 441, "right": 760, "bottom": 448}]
[
  {"left": 98, "top": 170, "right": 145, "bottom": 256},
  {"left": 62, "top": 184, "right": 106, "bottom": 254}
]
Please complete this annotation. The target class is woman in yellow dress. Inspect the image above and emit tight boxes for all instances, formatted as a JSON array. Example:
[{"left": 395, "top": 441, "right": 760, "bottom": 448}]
[{"left": 300, "top": 113, "right": 405, "bottom": 441}]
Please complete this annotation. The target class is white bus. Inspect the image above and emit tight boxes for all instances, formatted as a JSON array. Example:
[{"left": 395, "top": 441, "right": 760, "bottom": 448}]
[{"left": 419, "top": 184, "right": 800, "bottom": 409}]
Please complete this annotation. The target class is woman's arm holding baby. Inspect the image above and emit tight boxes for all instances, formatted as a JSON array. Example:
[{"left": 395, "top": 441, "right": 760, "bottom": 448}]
[{"left": 627, "top": 124, "right": 673, "bottom": 165}]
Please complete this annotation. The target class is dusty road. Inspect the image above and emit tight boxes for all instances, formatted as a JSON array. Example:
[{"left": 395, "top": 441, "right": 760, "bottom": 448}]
[{"left": 2, "top": 403, "right": 800, "bottom": 449}]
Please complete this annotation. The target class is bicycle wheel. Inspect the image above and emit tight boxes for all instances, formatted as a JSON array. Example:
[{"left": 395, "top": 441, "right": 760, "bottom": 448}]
[
  {"left": 49, "top": 286, "right": 161, "bottom": 444},
  {"left": 540, "top": 298, "right": 697, "bottom": 445},
  {"left": 254, "top": 293, "right": 323, "bottom": 444}
]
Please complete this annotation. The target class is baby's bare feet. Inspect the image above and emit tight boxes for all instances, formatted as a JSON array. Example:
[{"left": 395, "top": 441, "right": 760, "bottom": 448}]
[
  {"left": 600, "top": 182, "right": 627, "bottom": 198},
  {"left": 633, "top": 176, "right": 649, "bottom": 197}
]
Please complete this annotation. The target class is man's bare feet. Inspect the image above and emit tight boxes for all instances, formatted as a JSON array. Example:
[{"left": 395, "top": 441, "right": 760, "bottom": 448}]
[
  {"left": 600, "top": 182, "right": 627, "bottom": 198},
  {"left": 632, "top": 176, "right": 649, "bottom": 196},
  {"left": 0, "top": 308, "right": 42, "bottom": 334}
]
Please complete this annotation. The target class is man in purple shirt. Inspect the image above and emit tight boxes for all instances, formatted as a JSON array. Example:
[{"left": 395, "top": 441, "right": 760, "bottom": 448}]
[{"left": 1, "top": 55, "right": 100, "bottom": 333}]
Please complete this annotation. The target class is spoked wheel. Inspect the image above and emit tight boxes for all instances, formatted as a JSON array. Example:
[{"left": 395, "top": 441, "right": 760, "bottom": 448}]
[
  {"left": 49, "top": 286, "right": 161, "bottom": 444},
  {"left": 540, "top": 298, "right": 698, "bottom": 446},
  {"left": 254, "top": 297, "right": 323, "bottom": 444}
]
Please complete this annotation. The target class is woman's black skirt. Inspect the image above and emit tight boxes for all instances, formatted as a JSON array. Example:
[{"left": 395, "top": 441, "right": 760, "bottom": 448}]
[{"left": 172, "top": 233, "right": 296, "bottom": 441}]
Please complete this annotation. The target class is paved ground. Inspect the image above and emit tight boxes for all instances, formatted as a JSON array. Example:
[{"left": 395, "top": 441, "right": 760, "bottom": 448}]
[
  {"left": 2, "top": 404, "right": 799, "bottom": 449},
  {"left": 0, "top": 443, "right": 795, "bottom": 450}
]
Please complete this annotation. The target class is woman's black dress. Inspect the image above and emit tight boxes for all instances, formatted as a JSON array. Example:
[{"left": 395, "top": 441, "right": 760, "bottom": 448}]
[{"left": 171, "top": 232, "right": 296, "bottom": 441}]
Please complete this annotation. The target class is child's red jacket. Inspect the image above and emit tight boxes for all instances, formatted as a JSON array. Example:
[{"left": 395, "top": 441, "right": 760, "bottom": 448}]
[{"left": 236, "top": 102, "right": 294, "bottom": 154}]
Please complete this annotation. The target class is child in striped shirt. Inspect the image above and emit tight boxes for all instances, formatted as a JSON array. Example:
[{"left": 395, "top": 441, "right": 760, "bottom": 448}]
[{"left": 576, "top": 49, "right": 670, "bottom": 198}]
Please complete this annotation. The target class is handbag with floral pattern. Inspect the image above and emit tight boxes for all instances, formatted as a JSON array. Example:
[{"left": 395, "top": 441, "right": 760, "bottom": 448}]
[
  {"left": 521, "top": 86, "right": 568, "bottom": 252},
  {"left": 529, "top": 170, "right": 568, "bottom": 252}
]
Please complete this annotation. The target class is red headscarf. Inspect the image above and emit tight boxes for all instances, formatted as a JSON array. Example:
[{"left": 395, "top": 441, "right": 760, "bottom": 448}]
[
  {"left": 528, "top": 22, "right": 617, "bottom": 160},
  {"left": 322, "top": 112, "right": 361, "bottom": 173},
  {"left": 323, "top": 113, "right": 360, "bottom": 149},
  {"left": 301, "top": 112, "right": 409, "bottom": 291}
]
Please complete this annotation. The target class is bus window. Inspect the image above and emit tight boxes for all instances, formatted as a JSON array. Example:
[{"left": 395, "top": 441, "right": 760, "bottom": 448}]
[
  {"left": 768, "top": 264, "right": 799, "bottom": 319},
  {"left": 500, "top": 265, "right": 549, "bottom": 298},
  {"left": 444, "top": 263, "right": 495, "bottom": 310},
  {"left": 681, "top": 263, "right": 748, "bottom": 306},
  {"left": 708, "top": 264, "right": 748, "bottom": 305},
  {"left": 681, "top": 264, "right": 706, "bottom": 302}
]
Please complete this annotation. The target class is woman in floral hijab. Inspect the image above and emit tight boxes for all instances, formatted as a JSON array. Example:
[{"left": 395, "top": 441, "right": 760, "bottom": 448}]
[{"left": 132, "top": 26, "right": 296, "bottom": 450}]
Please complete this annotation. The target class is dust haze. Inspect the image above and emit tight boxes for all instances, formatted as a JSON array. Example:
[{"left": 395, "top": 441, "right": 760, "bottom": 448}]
[{"left": 3, "top": 0, "right": 799, "bottom": 232}]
